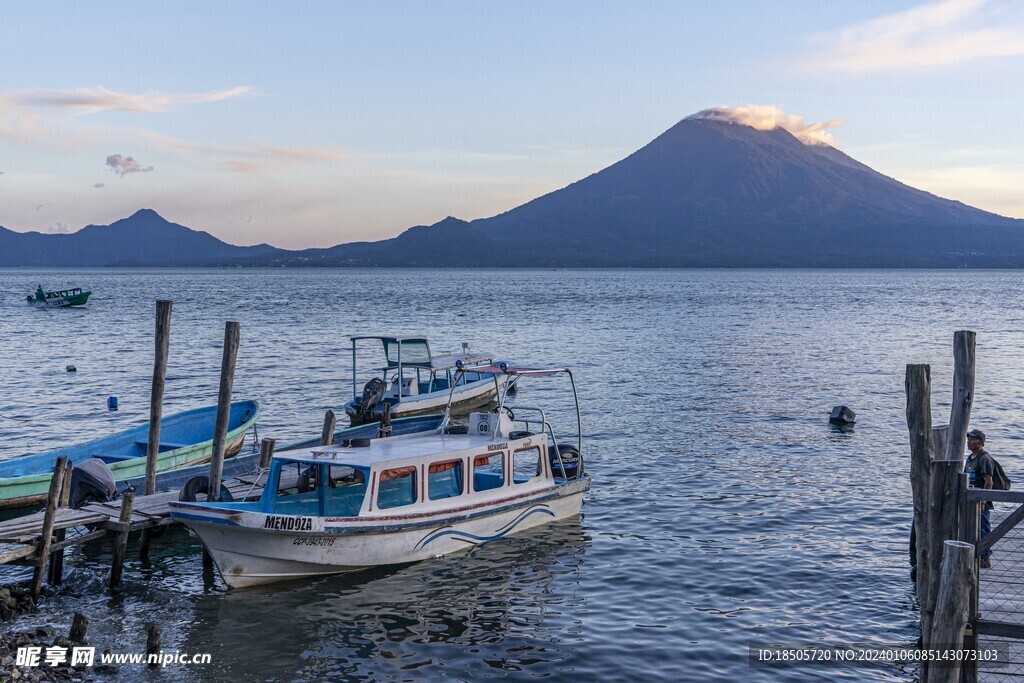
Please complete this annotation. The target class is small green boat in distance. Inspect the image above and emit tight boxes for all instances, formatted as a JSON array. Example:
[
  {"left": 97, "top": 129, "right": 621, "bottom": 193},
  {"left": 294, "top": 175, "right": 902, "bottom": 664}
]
[{"left": 26, "top": 285, "right": 91, "bottom": 308}]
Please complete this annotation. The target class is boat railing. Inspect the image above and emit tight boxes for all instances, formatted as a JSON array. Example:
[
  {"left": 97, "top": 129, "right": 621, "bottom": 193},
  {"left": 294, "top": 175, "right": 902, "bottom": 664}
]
[{"left": 506, "top": 406, "right": 569, "bottom": 481}]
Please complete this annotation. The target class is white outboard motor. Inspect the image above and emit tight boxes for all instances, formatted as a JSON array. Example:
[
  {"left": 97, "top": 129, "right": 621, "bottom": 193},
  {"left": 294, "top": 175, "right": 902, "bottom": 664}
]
[{"left": 69, "top": 458, "right": 117, "bottom": 509}]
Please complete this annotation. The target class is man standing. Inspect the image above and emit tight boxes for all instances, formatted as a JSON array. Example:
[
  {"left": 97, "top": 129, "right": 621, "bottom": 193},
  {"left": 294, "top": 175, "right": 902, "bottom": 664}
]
[{"left": 965, "top": 428, "right": 995, "bottom": 568}]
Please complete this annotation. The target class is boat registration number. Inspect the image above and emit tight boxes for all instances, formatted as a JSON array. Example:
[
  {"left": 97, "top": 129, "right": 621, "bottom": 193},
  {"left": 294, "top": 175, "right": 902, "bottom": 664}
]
[{"left": 262, "top": 515, "right": 323, "bottom": 532}]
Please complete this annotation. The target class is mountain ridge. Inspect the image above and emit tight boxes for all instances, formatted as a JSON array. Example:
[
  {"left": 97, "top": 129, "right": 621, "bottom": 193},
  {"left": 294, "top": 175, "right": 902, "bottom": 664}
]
[{"left": 2, "top": 117, "right": 1023, "bottom": 267}]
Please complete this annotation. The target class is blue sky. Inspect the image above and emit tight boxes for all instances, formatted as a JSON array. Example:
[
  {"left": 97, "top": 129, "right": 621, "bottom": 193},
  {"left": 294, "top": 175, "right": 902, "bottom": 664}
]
[{"left": 1, "top": 0, "right": 1022, "bottom": 248}]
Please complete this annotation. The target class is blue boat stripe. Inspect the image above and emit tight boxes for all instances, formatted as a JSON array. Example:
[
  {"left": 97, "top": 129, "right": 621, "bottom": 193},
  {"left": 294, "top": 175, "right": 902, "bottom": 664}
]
[{"left": 415, "top": 505, "right": 555, "bottom": 550}]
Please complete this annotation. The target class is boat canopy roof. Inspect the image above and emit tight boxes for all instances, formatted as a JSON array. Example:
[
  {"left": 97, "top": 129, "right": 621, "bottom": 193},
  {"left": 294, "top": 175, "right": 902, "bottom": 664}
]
[
  {"left": 351, "top": 335, "right": 495, "bottom": 371},
  {"left": 276, "top": 433, "right": 504, "bottom": 468}
]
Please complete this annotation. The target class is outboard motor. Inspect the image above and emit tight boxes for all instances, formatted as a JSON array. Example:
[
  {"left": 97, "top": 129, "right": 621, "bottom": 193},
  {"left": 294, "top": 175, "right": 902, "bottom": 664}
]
[
  {"left": 357, "top": 378, "right": 387, "bottom": 422},
  {"left": 69, "top": 458, "right": 117, "bottom": 509},
  {"left": 549, "top": 444, "right": 582, "bottom": 480}
]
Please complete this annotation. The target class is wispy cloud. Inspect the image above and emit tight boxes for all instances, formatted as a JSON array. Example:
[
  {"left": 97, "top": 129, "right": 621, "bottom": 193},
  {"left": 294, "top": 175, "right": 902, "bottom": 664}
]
[
  {"left": 106, "top": 154, "right": 154, "bottom": 176},
  {"left": 5, "top": 86, "right": 254, "bottom": 116},
  {"left": 687, "top": 105, "right": 845, "bottom": 147},
  {"left": 808, "top": 0, "right": 1024, "bottom": 72},
  {"left": 93, "top": 182, "right": 105, "bottom": 189},
  {"left": 48, "top": 222, "right": 69, "bottom": 234}
]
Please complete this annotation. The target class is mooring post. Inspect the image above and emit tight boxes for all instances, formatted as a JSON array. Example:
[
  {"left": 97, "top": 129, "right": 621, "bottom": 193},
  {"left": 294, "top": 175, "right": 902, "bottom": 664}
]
[
  {"left": 207, "top": 321, "right": 240, "bottom": 503},
  {"left": 146, "top": 624, "right": 161, "bottom": 665},
  {"left": 930, "top": 540, "right": 975, "bottom": 683},
  {"left": 48, "top": 464, "right": 73, "bottom": 586},
  {"left": 923, "top": 332, "right": 976, "bottom": 648},
  {"left": 32, "top": 456, "right": 67, "bottom": 597},
  {"left": 259, "top": 438, "right": 276, "bottom": 470},
  {"left": 69, "top": 613, "right": 89, "bottom": 643},
  {"left": 109, "top": 491, "right": 135, "bottom": 589},
  {"left": 906, "top": 364, "right": 934, "bottom": 626},
  {"left": 321, "top": 410, "right": 336, "bottom": 446},
  {"left": 140, "top": 300, "right": 172, "bottom": 562},
  {"left": 146, "top": 300, "right": 172, "bottom": 496}
]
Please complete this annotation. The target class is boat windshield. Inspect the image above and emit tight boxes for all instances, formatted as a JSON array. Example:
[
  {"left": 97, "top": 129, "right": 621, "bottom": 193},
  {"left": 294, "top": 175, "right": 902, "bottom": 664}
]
[
  {"left": 382, "top": 338, "right": 432, "bottom": 368},
  {"left": 268, "top": 461, "right": 369, "bottom": 517}
]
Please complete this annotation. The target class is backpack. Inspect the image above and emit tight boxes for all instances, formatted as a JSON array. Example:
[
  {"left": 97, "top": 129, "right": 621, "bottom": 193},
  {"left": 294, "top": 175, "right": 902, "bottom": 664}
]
[{"left": 993, "top": 458, "right": 1012, "bottom": 491}]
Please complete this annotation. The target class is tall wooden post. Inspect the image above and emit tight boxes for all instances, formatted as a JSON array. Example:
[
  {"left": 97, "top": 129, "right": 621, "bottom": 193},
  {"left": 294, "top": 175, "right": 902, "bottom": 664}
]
[
  {"left": 109, "top": 491, "right": 134, "bottom": 589},
  {"left": 140, "top": 300, "right": 172, "bottom": 563},
  {"left": 32, "top": 456, "right": 67, "bottom": 597},
  {"left": 907, "top": 365, "right": 934, "bottom": 609},
  {"left": 207, "top": 321, "right": 240, "bottom": 503},
  {"left": 321, "top": 410, "right": 336, "bottom": 446},
  {"left": 146, "top": 300, "right": 172, "bottom": 496},
  {"left": 930, "top": 540, "right": 975, "bottom": 683},
  {"left": 958, "top": 473, "right": 980, "bottom": 683}
]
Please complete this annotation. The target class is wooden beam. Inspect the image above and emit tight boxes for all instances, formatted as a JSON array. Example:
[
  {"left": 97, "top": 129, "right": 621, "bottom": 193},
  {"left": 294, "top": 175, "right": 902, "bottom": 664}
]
[
  {"left": 977, "top": 502, "right": 1024, "bottom": 555},
  {"left": 975, "top": 620, "right": 1024, "bottom": 639}
]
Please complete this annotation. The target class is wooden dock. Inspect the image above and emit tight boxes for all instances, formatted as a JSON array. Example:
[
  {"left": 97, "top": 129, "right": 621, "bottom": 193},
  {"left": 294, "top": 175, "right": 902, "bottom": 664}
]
[{"left": 0, "top": 468, "right": 295, "bottom": 584}]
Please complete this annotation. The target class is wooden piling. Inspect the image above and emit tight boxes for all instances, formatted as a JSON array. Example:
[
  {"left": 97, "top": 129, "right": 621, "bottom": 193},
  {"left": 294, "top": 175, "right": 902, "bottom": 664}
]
[
  {"left": 146, "top": 300, "right": 173, "bottom": 497},
  {"left": 109, "top": 491, "right": 135, "bottom": 589},
  {"left": 906, "top": 365, "right": 934, "bottom": 607},
  {"left": 207, "top": 321, "right": 240, "bottom": 502},
  {"left": 48, "top": 464, "right": 73, "bottom": 586},
  {"left": 929, "top": 540, "right": 975, "bottom": 683},
  {"left": 32, "top": 456, "right": 67, "bottom": 597},
  {"left": 146, "top": 624, "right": 161, "bottom": 665},
  {"left": 69, "top": 613, "right": 89, "bottom": 643},
  {"left": 259, "top": 438, "right": 276, "bottom": 470},
  {"left": 321, "top": 410, "right": 336, "bottom": 446},
  {"left": 944, "top": 331, "right": 976, "bottom": 464}
]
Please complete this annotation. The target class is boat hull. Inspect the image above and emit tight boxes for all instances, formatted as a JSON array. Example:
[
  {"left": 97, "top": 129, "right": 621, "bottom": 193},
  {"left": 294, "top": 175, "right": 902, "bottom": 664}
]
[
  {"left": 0, "top": 401, "right": 259, "bottom": 510},
  {"left": 174, "top": 478, "right": 589, "bottom": 588},
  {"left": 344, "top": 375, "right": 506, "bottom": 426}
]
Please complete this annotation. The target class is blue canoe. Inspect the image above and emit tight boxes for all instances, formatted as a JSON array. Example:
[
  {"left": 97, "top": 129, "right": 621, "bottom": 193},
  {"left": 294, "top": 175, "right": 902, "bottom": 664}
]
[{"left": 0, "top": 401, "right": 260, "bottom": 509}]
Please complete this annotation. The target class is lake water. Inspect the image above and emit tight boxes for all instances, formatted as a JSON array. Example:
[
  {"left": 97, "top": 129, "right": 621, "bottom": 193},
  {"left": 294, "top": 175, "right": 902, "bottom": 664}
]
[{"left": 2, "top": 268, "right": 1024, "bottom": 682}]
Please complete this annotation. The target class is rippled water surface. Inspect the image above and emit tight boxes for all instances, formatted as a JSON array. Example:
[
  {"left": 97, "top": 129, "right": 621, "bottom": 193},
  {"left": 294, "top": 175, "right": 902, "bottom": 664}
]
[{"left": 2, "top": 268, "right": 1024, "bottom": 682}]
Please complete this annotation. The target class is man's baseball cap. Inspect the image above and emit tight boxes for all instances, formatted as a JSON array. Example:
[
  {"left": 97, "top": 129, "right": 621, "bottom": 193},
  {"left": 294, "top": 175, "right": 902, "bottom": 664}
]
[{"left": 967, "top": 429, "right": 986, "bottom": 442}]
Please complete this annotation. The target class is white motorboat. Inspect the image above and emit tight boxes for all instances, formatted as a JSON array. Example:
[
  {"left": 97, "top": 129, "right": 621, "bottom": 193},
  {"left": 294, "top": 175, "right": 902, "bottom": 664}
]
[
  {"left": 342, "top": 336, "right": 508, "bottom": 425},
  {"left": 169, "top": 364, "right": 589, "bottom": 588}
]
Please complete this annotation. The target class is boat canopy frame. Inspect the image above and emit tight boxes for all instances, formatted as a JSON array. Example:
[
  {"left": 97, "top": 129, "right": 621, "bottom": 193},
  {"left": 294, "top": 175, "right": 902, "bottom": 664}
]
[{"left": 441, "top": 363, "right": 584, "bottom": 478}]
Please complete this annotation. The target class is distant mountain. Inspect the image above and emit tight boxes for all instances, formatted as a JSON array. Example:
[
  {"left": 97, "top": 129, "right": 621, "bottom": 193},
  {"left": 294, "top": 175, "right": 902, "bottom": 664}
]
[
  {"left": 239, "top": 116, "right": 1024, "bottom": 268},
  {"left": 5, "top": 115, "right": 1024, "bottom": 267},
  {"left": 470, "top": 118, "right": 1024, "bottom": 266},
  {"left": 0, "top": 209, "right": 281, "bottom": 267}
]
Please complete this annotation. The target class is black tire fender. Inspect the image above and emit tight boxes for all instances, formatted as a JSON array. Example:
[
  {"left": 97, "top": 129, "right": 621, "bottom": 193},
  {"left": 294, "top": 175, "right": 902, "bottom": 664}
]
[{"left": 178, "top": 476, "right": 234, "bottom": 503}]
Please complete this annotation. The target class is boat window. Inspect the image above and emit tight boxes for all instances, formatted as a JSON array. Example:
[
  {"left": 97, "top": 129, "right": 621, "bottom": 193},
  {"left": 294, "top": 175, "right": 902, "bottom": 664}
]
[
  {"left": 512, "top": 447, "right": 542, "bottom": 484},
  {"left": 325, "top": 465, "right": 367, "bottom": 517},
  {"left": 473, "top": 452, "right": 505, "bottom": 492},
  {"left": 428, "top": 459, "right": 463, "bottom": 501},
  {"left": 272, "top": 462, "right": 321, "bottom": 515},
  {"left": 378, "top": 466, "right": 417, "bottom": 509}
]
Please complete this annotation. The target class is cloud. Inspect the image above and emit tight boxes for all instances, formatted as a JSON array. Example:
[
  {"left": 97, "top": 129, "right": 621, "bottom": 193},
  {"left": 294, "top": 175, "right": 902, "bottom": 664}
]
[
  {"left": 687, "top": 105, "right": 845, "bottom": 147},
  {"left": 106, "top": 154, "right": 154, "bottom": 176},
  {"left": 5, "top": 86, "right": 255, "bottom": 116},
  {"left": 48, "top": 222, "right": 69, "bottom": 234},
  {"left": 93, "top": 183, "right": 105, "bottom": 189},
  {"left": 808, "top": 0, "right": 1024, "bottom": 72},
  {"left": 34, "top": 203, "right": 46, "bottom": 211}
]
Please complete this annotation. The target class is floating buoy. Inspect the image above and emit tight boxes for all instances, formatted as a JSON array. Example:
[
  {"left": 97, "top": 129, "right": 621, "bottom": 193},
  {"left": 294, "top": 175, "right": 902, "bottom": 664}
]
[
  {"left": 107, "top": 396, "right": 119, "bottom": 412},
  {"left": 829, "top": 405, "right": 855, "bottom": 425},
  {"left": 65, "top": 365, "right": 76, "bottom": 373}
]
